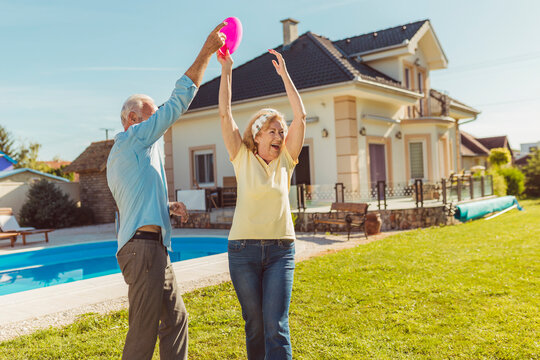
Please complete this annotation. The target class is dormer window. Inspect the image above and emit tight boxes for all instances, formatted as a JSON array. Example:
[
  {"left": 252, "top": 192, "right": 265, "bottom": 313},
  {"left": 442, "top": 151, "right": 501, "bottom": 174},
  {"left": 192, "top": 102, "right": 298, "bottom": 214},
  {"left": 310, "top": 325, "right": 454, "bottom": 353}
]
[{"left": 404, "top": 67, "right": 412, "bottom": 89}]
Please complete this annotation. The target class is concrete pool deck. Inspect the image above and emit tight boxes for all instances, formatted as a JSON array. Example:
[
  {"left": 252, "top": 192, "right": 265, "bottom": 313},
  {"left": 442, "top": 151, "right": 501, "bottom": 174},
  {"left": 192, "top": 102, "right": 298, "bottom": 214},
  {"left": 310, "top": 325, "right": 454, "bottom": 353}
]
[{"left": 0, "top": 224, "right": 396, "bottom": 341}]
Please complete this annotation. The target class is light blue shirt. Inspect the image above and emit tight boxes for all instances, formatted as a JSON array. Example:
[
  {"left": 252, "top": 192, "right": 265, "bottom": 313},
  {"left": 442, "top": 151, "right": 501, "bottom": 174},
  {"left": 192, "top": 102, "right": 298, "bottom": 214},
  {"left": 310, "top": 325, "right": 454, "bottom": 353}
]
[{"left": 107, "top": 75, "right": 197, "bottom": 252}]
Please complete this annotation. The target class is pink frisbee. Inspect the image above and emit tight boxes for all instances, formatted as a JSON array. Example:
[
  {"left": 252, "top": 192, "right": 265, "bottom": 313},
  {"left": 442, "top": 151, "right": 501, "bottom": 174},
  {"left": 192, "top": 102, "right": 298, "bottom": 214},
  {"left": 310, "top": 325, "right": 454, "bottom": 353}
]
[{"left": 219, "top": 17, "right": 243, "bottom": 55}]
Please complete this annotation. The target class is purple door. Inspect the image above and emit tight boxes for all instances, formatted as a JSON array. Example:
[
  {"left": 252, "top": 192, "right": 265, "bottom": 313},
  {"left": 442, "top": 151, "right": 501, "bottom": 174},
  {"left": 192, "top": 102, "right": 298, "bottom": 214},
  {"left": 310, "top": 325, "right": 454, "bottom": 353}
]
[{"left": 369, "top": 143, "right": 387, "bottom": 186}]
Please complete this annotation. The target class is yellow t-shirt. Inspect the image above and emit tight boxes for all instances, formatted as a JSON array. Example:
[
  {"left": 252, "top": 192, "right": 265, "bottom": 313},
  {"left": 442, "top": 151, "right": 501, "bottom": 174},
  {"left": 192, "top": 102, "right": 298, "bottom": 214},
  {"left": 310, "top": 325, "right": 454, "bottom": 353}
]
[{"left": 228, "top": 143, "right": 298, "bottom": 240}]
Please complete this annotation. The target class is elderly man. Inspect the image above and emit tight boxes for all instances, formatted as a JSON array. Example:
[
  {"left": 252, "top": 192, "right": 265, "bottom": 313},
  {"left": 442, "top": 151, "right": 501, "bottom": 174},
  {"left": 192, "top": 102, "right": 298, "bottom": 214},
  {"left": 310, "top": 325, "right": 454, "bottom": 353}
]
[{"left": 106, "top": 22, "right": 226, "bottom": 360}]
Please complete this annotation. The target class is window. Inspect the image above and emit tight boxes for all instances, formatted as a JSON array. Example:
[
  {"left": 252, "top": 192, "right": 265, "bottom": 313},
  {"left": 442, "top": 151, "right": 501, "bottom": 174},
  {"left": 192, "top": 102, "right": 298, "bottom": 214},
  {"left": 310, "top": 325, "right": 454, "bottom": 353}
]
[
  {"left": 192, "top": 148, "right": 215, "bottom": 187},
  {"left": 417, "top": 71, "right": 425, "bottom": 116},
  {"left": 409, "top": 142, "right": 424, "bottom": 179},
  {"left": 404, "top": 68, "right": 411, "bottom": 89},
  {"left": 403, "top": 64, "right": 415, "bottom": 117}
]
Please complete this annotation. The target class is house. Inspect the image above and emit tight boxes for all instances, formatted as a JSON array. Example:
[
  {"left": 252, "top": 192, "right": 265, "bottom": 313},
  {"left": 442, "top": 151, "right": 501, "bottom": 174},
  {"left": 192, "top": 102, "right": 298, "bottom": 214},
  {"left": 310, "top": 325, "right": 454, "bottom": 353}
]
[
  {"left": 460, "top": 131, "right": 514, "bottom": 170},
  {"left": 0, "top": 150, "right": 17, "bottom": 172},
  {"left": 515, "top": 141, "right": 539, "bottom": 167},
  {"left": 64, "top": 140, "right": 116, "bottom": 223},
  {"left": 164, "top": 18, "right": 480, "bottom": 199},
  {"left": 0, "top": 168, "right": 79, "bottom": 217},
  {"left": 460, "top": 131, "right": 490, "bottom": 170}
]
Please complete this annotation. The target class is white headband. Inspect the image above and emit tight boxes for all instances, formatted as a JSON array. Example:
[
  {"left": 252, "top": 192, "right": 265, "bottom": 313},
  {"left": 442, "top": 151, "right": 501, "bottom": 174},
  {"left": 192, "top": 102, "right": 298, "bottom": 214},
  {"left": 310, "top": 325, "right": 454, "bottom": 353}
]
[{"left": 251, "top": 109, "right": 278, "bottom": 137}]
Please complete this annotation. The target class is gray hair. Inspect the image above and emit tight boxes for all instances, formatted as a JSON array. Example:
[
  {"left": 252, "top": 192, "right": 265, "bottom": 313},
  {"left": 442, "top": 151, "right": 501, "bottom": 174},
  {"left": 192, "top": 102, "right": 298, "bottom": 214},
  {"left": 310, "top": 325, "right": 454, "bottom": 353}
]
[{"left": 120, "top": 94, "right": 154, "bottom": 127}]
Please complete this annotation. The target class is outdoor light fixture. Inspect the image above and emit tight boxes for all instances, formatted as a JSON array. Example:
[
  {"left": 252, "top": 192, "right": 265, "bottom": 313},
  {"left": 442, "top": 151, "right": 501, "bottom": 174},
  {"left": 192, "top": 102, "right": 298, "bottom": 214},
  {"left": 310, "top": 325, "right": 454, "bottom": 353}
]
[
  {"left": 321, "top": 128, "right": 329, "bottom": 138},
  {"left": 359, "top": 127, "right": 366, "bottom": 136},
  {"left": 395, "top": 131, "right": 402, "bottom": 139}
]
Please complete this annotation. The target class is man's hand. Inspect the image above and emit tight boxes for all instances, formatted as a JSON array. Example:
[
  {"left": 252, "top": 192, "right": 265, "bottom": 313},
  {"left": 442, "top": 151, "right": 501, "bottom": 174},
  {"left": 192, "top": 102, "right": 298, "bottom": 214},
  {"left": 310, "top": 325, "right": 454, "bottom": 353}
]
[
  {"left": 202, "top": 22, "right": 227, "bottom": 56},
  {"left": 169, "top": 202, "right": 189, "bottom": 223},
  {"left": 185, "top": 21, "right": 227, "bottom": 87}
]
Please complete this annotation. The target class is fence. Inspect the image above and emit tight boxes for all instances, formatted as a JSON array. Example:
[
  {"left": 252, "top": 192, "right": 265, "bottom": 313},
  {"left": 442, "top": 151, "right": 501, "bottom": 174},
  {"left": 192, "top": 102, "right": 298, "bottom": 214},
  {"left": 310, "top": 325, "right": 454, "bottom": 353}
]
[{"left": 291, "top": 175, "right": 494, "bottom": 211}]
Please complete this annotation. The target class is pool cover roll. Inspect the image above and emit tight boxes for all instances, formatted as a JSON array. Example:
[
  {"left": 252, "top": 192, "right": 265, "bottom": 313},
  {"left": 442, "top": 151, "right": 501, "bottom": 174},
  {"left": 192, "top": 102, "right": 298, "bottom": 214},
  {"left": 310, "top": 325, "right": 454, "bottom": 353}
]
[{"left": 454, "top": 196, "right": 523, "bottom": 222}]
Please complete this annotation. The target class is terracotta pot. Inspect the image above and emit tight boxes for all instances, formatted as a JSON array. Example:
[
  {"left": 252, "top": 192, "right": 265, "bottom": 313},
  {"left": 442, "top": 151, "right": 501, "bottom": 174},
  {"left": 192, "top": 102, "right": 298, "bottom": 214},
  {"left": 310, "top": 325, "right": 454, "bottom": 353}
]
[{"left": 366, "top": 212, "right": 382, "bottom": 235}]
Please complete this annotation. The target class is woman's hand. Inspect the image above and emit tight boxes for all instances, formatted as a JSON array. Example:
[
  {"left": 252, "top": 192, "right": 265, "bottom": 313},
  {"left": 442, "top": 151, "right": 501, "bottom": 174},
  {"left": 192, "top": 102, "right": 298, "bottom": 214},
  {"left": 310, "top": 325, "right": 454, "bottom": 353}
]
[
  {"left": 269, "top": 49, "right": 288, "bottom": 77},
  {"left": 217, "top": 49, "right": 234, "bottom": 69}
]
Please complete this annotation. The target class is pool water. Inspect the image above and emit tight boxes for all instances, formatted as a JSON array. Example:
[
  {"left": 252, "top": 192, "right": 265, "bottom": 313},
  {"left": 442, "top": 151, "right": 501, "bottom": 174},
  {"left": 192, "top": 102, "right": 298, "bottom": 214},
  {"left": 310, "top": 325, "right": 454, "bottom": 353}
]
[{"left": 0, "top": 237, "right": 228, "bottom": 296}]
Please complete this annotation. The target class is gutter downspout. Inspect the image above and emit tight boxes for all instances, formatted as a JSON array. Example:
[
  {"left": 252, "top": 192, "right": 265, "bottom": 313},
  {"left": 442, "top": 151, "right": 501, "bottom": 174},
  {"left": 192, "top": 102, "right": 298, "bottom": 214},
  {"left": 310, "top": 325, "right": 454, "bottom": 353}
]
[{"left": 455, "top": 115, "right": 478, "bottom": 172}]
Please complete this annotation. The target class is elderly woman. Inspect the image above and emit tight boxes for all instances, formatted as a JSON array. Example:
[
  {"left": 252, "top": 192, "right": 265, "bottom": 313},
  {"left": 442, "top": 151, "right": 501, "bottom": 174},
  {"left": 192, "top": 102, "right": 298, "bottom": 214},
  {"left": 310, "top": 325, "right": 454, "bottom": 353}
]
[{"left": 217, "top": 48, "right": 306, "bottom": 360}]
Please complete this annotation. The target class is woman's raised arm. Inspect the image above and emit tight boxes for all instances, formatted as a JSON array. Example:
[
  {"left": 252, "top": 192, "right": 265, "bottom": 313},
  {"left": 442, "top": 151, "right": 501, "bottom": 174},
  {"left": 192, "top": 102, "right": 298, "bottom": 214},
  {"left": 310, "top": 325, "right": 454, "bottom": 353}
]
[
  {"left": 269, "top": 49, "right": 306, "bottom": 161},
  {"left": 218, "top": 50, "right": 242, "bottom": 159}
]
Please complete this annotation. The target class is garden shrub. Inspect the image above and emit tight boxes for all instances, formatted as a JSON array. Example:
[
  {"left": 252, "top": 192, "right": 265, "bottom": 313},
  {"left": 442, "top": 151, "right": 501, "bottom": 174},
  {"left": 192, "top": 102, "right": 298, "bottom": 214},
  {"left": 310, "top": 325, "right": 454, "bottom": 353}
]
[
  {"left": 488, "top": 169, "right": 507, "bottom": 197},
  {"left": 498, "top": 167, "right": 525, "bottom": 197},
  {"left": 523, "top": 150, "right": 540, "bottom": 197},
  {"left": 19, "top": 179, "right": 94, "bottom": 228}
]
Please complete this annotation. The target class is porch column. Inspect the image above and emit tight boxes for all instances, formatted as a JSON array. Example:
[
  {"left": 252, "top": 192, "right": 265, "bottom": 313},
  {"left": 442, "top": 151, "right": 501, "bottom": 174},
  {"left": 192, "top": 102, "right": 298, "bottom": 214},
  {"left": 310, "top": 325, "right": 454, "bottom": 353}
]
[
  {"left": 164, "top": 128, "right": 175, "bottom": 201},
  {"left": 334, "top": 96, "right": 360, "bottom": 191}
]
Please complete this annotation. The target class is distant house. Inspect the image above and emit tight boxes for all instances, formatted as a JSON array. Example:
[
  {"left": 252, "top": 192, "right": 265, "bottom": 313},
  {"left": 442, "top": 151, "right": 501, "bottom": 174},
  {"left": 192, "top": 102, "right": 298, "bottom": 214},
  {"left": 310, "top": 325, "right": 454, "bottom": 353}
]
[
  {"left": 520, "top": 142, "right": 539, "bottom": 155},
  {"left": 0, "top": 150, "right": 17, "bottom": 172},
  {"left": 515, "top": 141, "right": 539, "bottom": 167},
  {"left": 460, "top": 131, "right": 513, "bottom": 170},
  {"left": 165, "top": 18, "right": 480, "bottom": 198},
  {"left": 0, "top": 168, "right": 79, "bottom": 217},
  {"left": 64, "top": 140, "right": 116, "bottom": 223}
]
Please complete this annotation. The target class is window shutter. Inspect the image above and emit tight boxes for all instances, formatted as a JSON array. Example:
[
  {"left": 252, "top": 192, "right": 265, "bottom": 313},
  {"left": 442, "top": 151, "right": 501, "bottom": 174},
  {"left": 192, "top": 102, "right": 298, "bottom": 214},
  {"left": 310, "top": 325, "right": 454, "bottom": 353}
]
[{"left": 409, "top": 142, "right": 424, "bottom": 179}]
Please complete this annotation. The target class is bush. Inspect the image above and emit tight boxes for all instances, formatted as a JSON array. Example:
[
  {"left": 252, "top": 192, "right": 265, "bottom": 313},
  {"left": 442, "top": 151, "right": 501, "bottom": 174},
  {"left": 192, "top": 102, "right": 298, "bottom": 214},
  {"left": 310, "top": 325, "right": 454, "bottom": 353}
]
[
  {"left": 488, "top": 148, "right": 511, "bottom": 168},
  {"left": 19, "top": 179, "right": 94, "bottom": 228},
  {"left": 73, "top": 206, "right": 94, "bottom": 226},
  {"left": 523, "top": 151, "right": 540, "bottom": 198},
  {"left": 488, "top": 170, "right": 507, "bottom": 197},
  {"left": 499, "top": 167, "right": 525, "bottom": 197}
]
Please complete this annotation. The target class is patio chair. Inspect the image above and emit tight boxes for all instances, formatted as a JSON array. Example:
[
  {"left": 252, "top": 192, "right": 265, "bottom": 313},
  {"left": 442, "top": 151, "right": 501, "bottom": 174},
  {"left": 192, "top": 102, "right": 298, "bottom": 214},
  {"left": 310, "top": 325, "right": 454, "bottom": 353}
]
[
  {"left": 0, "top": 208, "right": 54, "bottom": 245},
  {"left": 0, "top": 231, "right": 19, "bottom": 247}
]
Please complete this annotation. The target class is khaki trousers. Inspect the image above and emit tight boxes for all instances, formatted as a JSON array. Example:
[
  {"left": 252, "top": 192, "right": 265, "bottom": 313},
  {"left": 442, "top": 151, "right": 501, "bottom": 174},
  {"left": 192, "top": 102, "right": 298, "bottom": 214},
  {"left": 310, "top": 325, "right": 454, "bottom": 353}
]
[{"left": 117, "top": 239, "right": 188, "bottom": 360}]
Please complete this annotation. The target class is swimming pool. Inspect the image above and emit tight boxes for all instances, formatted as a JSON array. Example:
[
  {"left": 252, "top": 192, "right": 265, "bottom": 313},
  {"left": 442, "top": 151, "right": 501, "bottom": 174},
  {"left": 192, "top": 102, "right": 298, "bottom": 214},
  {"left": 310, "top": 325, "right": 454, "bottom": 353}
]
[{"left": 0, "top": 237, "right": 228, "bottom": 296}]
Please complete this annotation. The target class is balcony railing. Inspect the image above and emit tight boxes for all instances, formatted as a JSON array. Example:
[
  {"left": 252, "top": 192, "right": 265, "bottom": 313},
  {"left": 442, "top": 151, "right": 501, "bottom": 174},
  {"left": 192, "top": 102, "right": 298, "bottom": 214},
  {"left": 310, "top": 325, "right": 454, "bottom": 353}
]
[{"left": 405, "top": 89, "right": 451, "bottom": 119}]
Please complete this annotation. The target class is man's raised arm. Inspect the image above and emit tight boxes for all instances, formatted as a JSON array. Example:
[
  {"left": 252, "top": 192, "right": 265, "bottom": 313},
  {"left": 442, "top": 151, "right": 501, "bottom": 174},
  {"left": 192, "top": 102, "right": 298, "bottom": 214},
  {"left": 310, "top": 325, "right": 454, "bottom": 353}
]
[{"left": 185, "top": 22, "right": 227, "bottom": 87}]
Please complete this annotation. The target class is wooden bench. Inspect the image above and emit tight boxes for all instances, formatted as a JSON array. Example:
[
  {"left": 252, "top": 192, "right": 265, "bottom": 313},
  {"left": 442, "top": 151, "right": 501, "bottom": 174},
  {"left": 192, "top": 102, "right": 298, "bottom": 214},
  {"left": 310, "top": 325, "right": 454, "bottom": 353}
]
[
  {"left": 0, "top": 207, "right": 54, "bottom": 245},
  {"left": 0, "top": 232, "right": 19, "bottom": 247},
  {"left": 313, "top": 202, "right": 369, "bottom": 240}
]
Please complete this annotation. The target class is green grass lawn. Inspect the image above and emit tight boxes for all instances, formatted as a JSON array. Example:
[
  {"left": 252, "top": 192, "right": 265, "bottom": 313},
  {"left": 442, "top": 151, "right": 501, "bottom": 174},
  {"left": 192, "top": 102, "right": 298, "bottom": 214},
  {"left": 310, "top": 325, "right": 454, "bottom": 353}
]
[{"left": 1, "top": 200, "right": 539, "bottom": 359}]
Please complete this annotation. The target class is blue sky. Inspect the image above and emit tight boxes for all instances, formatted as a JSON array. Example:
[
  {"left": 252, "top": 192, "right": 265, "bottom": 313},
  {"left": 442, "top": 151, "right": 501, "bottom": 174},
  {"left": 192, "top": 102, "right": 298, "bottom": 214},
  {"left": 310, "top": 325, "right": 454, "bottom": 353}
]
[{"left": 1, "top": 0, "right": 539, "bottom": 160}]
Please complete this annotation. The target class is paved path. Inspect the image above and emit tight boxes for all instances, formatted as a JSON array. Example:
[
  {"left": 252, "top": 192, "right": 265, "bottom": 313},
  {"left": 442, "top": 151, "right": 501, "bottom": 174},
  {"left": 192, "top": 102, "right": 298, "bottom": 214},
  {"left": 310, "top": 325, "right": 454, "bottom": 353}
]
[{"left": 0, "top": 224, "right": 397, "bottom": 341}]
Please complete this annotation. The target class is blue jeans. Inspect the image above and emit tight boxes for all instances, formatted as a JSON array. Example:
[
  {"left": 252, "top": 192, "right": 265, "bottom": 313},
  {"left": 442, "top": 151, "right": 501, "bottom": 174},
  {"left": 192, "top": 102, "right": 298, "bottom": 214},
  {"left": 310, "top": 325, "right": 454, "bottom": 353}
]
[{"left": 228, "top": 239, "right": 295, "bottom": 360}]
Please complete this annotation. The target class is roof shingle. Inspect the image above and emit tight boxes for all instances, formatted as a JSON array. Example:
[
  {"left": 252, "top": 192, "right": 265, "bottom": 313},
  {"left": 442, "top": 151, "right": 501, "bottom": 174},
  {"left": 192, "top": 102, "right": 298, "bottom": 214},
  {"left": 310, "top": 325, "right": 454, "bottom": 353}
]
[
  {"left": 333, "top": 20, "right": 427, "bottom": 56},
  {"left": 188, "top": 22, "right": 417, "bottom": 111},
  {"left": 460, "top": 131, "right": 490, "bottom": 156},
  {"left": 64, "top": 140, "right": 114, "bottom": 174}
]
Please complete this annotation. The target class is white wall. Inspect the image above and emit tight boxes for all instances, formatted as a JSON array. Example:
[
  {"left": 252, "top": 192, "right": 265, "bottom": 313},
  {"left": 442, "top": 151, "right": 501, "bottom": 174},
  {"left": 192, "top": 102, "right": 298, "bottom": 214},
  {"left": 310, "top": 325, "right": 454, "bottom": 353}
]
[
  {"left": 171, "top": 94, "right": 341, "bottom": 190},
  {"left": 366, "top": 58, "right": 400, "bottom": 81}
]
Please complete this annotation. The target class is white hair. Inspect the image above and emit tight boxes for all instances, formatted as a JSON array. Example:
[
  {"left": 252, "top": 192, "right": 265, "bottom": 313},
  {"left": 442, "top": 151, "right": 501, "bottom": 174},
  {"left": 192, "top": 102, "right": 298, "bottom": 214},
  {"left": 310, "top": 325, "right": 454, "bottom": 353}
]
[{"left": 120, "top": 94, "right": 154, "bottom": 127}]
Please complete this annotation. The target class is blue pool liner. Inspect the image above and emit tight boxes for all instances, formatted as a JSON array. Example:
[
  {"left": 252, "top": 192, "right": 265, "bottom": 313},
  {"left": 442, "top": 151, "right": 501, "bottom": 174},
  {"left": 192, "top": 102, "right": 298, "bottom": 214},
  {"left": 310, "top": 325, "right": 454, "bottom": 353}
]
[{"left": 454, "top": 195, "right": 523, "bottom": 222}]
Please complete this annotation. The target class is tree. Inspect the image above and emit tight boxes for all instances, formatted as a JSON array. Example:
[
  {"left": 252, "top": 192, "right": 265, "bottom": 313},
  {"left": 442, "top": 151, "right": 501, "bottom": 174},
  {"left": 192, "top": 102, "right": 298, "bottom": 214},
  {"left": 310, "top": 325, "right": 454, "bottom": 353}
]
[
  {"left": 488, "top": 148, "right": 511, "bottom": 168},
  {"left": 523, "top": 150, "right": 540, "bottom": 197},
  {"left": 15, "top": 142, "right": 41, "bottom": 169},
  {"left": 0, "top": 125, "right": 16, "bottom": 159}
]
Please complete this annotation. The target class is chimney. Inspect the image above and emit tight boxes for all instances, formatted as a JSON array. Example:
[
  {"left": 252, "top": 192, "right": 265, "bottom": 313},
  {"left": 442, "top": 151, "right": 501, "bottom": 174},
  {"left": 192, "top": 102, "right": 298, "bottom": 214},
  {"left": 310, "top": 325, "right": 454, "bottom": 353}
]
[{"left": 281, "top": 18, "right": 299, "bottom": 46}]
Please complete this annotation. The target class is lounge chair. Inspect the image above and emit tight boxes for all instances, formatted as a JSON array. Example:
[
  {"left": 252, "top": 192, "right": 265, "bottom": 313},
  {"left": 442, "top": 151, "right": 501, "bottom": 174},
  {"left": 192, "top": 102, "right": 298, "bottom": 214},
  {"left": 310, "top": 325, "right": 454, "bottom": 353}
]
[
  {"left": 0, "top": 231, "right": 19, "bottom": 247},
  {"left": 0, "top": 208, "right": 54, "bottom": 245}
]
